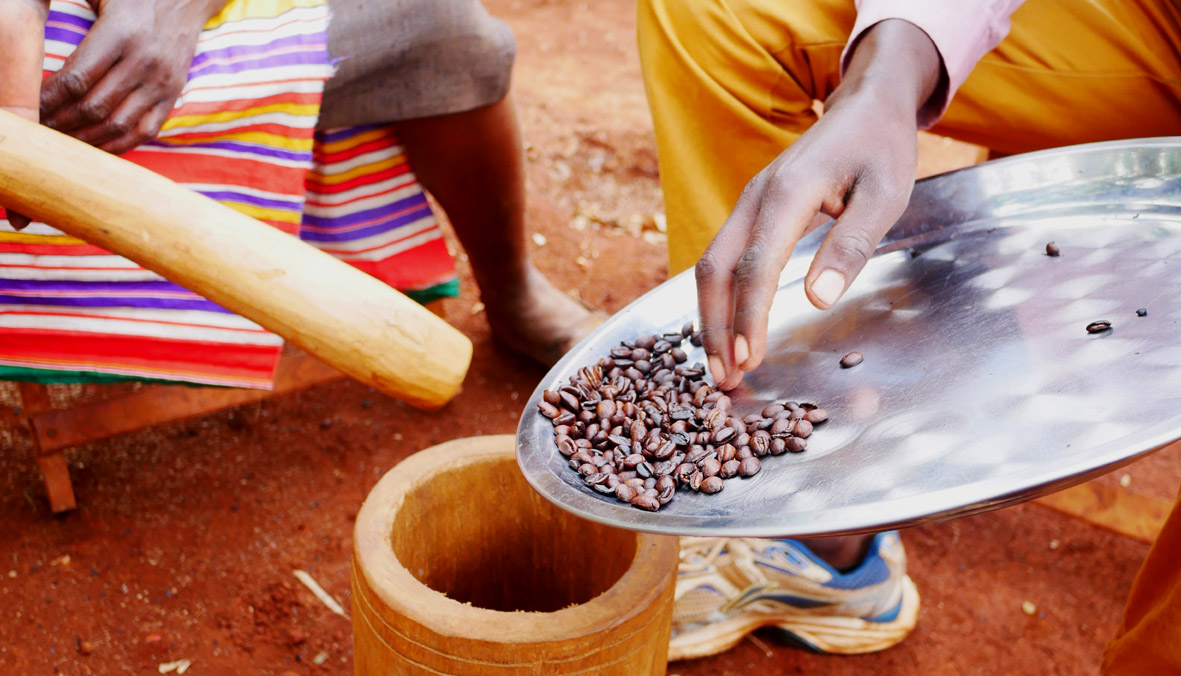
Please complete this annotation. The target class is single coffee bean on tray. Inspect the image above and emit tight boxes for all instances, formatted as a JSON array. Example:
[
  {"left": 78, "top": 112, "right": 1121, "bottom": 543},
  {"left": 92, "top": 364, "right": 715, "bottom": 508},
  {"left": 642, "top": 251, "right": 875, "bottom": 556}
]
[
  {"left": 1136, "top": 308, "right": 1148, "bottom": 317},
  {"left": 537, "top": 322, "right": 829, "bottom": 512},
  {"left": 1086, "top": 320, "right": 1112, "bottom": 334},
  {"left": 840, "top": 351, "right": 864, "bottom": 369},
  {"left": 1045, "top": 241, "right": 1061, "bottom": 257}
]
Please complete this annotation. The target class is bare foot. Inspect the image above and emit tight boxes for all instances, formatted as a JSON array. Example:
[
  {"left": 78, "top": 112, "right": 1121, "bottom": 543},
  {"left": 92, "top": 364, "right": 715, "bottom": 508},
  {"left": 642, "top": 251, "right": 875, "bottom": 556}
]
[{"left": 481, "top": 266, "right": 606, "bottom": 367}]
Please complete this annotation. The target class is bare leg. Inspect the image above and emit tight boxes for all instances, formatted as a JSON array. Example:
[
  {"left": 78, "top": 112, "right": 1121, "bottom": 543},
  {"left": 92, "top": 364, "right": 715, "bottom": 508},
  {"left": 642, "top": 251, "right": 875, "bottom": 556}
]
[
  {"left": 394, "top": 94, "right": 602, "bottom": 365},
  {"left": 798, "top": 534, "right": 875, "bottom": 571}
]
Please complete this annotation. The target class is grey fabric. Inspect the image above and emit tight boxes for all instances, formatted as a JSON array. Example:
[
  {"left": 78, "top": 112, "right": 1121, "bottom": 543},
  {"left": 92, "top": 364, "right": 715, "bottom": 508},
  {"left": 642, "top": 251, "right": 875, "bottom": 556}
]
[{"left": 318, "top": 0, "right": 515, "bottom": 128}]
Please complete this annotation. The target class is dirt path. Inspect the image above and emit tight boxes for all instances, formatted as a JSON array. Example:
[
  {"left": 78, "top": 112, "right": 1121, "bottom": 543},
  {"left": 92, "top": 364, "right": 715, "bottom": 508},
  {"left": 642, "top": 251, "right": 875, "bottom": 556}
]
[{"left": 0, "top": 1, "right": 1174, "bottom": 674}]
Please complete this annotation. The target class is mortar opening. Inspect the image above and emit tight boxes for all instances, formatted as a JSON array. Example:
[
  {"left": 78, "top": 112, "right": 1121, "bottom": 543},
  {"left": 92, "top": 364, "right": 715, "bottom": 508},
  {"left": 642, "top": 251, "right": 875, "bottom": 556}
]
[{"left": 391, "top": 455, "right": 637, "bottom": 612}]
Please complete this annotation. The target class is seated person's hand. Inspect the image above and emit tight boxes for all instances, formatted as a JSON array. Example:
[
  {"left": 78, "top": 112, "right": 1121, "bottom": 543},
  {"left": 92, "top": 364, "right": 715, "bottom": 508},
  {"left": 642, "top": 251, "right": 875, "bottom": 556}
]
[
  {"left": 39, "top": 0, "right": 228, "bottom": 155},
  {"left": 695, "top": 20, "right": 945, "bottom": 391}
]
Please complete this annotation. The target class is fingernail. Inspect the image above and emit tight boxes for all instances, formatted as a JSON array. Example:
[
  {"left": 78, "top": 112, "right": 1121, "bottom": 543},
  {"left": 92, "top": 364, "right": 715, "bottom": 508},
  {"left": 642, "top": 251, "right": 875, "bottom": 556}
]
[
  {"left": 734, "top": 335, "right": 750, "bottom": 368},
  {"left": 812, "top": 269, "right": 846, "bottom": 307},
  {"left": 708, "top": 355, "right": 726, "bottom": 385}
]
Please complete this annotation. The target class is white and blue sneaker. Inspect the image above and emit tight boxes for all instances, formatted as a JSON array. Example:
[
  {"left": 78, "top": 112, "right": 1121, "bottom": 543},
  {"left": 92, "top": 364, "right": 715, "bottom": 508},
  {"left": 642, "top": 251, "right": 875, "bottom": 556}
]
[{"left": 670, "top": 533, "right": 920, "bottom": 660}]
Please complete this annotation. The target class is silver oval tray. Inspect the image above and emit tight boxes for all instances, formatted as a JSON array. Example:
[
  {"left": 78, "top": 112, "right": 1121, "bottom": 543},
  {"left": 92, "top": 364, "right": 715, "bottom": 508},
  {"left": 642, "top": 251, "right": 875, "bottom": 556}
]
[{"left": 517, "top": 138, "right": 1181, "bottom": 537}]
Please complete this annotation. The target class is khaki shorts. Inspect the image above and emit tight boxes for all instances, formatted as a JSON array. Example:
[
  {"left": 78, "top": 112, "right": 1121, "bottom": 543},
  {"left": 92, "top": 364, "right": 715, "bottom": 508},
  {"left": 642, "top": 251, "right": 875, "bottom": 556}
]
[{"left": 319, "top": 0, "right": 515, "bottom": 127}]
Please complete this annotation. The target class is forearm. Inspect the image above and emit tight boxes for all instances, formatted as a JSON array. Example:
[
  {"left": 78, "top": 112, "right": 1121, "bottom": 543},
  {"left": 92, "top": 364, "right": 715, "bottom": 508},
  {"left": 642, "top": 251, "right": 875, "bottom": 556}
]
[
  {"left": 826, "top": 19, "right": 944, "bottom": 125},
  {"left": 0, "top": 0, "right": 49, "bottom": 117}
]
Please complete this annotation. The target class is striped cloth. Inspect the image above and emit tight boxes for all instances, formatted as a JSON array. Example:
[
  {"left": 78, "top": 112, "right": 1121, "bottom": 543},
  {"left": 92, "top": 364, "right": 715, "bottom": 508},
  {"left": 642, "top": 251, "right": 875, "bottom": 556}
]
[{"left": 0, "top": 0, "right": 458, "bottom": 389}]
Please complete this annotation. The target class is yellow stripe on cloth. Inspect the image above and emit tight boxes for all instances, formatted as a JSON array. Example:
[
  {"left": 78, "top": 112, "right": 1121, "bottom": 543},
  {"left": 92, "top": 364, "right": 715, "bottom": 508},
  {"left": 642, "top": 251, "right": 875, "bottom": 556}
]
[
  {"left": 206, "top": 0, "right": 327, "bottom": 30},
  {"left": 306, "top": 157, "right": 407, "bottom": 185},
  {"left": 163, "top": 103, "right": 321, "bottom": 130},
  {"left": 157, "top": 131, "right": 315, "bottom": 151},
  {"left": 314, "top": 128, "right": 398, "bottom": 154},
  {"left": 0, "top": 232, "right": 88, "bottom": 246}
]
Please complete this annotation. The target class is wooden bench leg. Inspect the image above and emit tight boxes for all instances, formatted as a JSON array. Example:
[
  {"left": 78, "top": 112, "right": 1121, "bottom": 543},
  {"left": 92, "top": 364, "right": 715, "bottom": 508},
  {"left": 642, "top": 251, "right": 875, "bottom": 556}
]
[{"left": 18, "top": 383, "right": 76, "bottom": 513}]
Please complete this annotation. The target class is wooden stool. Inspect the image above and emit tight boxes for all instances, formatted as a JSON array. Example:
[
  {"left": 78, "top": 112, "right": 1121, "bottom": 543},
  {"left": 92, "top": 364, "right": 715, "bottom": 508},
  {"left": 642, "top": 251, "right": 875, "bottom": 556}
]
[{"left": 352, "top": 435, "right": 679, "bottom": 675}]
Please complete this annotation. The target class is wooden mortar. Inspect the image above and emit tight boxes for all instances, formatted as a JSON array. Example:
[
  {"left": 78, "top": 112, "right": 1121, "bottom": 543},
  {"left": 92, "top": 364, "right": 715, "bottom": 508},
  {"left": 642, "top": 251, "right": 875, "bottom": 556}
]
[{"left": 352, "top": 434, "right": 678, "bottom": 675}]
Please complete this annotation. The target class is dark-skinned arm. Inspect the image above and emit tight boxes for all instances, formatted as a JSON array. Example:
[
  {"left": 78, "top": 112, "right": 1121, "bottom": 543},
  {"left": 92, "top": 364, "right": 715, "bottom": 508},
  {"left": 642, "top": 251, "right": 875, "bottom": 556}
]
[
  {"left": 695, "top": 19, "right": 945, "bottom": 390},
  {"left": 0, "top": 0, "right": 49, "bottom": 229}
]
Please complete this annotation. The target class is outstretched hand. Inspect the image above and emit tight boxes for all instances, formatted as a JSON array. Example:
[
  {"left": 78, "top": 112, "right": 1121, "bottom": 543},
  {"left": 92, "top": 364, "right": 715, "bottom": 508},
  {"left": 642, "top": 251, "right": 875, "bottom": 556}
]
[{"left": 696, "top": 20, "right": 945, "bottom": 390}]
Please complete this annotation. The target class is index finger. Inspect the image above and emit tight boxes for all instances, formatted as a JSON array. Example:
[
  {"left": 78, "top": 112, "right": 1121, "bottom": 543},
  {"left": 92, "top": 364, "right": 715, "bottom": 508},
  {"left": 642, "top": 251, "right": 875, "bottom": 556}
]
[{"left": 39, "top": 19, "right": 122, "bottom": 117}]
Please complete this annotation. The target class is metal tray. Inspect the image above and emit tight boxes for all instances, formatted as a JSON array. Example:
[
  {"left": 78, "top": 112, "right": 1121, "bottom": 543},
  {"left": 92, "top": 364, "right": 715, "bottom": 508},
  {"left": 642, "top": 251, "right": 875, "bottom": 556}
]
[{"left": 517, "top": 138, "right": 1181, "bottom": 538}]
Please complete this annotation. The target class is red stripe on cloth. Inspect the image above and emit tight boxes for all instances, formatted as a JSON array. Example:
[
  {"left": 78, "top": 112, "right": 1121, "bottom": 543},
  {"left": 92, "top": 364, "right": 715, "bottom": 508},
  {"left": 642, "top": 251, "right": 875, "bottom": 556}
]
[
  {"left": 312, "top": 137, "right": 402, "bottom": 164},
  {"left": 342, "top": 239, "right": 457, "bottom": 291},
  {"left": 0, "top": 329, "right": 281, "bottom": 385},
  {"left": 170, "top": 92, "right": 322, "bottom": 118},
  {"left": 303, "top": 178, "right": 419, "bottom": 209},
  {"left": 305, "top": 165, "right": 411, "bottom": 194},
  {"left": 125, "top": 151, "right": 309, "bottom": 195}
]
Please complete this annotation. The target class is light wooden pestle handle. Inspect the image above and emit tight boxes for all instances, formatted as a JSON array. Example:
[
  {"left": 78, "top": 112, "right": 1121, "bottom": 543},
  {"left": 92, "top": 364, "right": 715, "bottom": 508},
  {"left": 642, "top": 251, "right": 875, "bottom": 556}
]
[{"left": 0, "top": 110, "right": 472, "bottom": 410}]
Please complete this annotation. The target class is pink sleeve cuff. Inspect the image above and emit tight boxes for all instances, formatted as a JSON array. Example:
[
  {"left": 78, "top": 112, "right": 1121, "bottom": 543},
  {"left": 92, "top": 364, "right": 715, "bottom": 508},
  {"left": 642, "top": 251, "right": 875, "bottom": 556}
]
[{"left": 842, "top": 0, "right": 1024, "bottom": 128}]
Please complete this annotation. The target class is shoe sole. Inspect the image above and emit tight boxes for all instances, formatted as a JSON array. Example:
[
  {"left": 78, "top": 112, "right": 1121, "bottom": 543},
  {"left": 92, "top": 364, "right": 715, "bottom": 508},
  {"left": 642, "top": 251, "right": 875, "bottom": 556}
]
[{"left": 668, "top": 575, "right": 921, "bottom": 661}]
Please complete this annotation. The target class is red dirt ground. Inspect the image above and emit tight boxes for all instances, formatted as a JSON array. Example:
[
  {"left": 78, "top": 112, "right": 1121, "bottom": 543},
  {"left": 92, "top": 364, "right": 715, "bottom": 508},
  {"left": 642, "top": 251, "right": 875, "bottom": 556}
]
[{"left": 2, "top": 1, "right": 1178, "bottom": 674}]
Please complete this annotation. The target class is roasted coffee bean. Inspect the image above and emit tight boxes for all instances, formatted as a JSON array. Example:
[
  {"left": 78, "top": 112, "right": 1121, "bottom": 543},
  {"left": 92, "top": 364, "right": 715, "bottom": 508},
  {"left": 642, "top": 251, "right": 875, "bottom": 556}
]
[
  {"left": 644, "top": 477, "right": 658, "bottom": 490},
  {"left": 574, "top": 438, "right": 592, "bottom": 450},
  {"left": 658, "top": 485, "right": 676, "bottom": 505},
  {"left": 787, "top": 437, "right": 808, "bottom": 453},
  {"left": 592, "top": 455, "right": 609, "bottom": 468},
  {"left": 703, "top": 407, "right": 726, "bottom": 429},
  {"left": 736, "top": 445, "right": 754, "bottom": 461},
  {"left": 762, "top": 403, "right": 785, "bottom": 418},
  {"left": 733, "top": 432, "right": 751, "bottom": 448},
  {"left": 690, "top": 331, "right": 704, "bottom": 347},
  {"left": 670, "top": 431, "right": 692, "bottom": 446},
  {"left": 654, "top": 441, "right": 677, "bottom": 460},
  {"left": 654, "top": 460, "right": 677, "bottom": 476},
  {"left": 631, "top": 347, "right": 651, "bottom": 362},
  {"left": 770, "top": 418, "right": 794, "bottom": 438},
  {"left": 593, "top": 482, "right": 615, "bottom": 495},
  {"left": 670, "top": 405, "right": 694, "bottom": 420},
  {"left": 717, "top": 443, "right": 737, "bottom": 463},
  {"left": 611, "top": 347, "right": 632, "bottom": 359},
  {"left": 711, "top": 426, "right": 736, "bottom": 444},
  {"left": 663, "top": 332, "right": 684, "bottom": 343},
  {"left": 637, "top": 461, "right": 654, "bottom": 478},
  {"left": 608, "top": 434, "right": 632, "bottom": 448},
  {"left": 585, "top": 472, "right": 610, "bottom": 486},
  {"left": 538, "top": 401, "right": 560, "bottom": 418},
  {"left": 689, "top": 471, "right": 704, "bottom": 491},
  {"left": 1087, "top": 320, "right": 1112, "bottom": 334},
  {"left": 670, "top": 347, "right": 688, "bottom": 364},
  {"left": 840, "top": 351, "right": 864, "bottom": 368},
  {"left": 615, "top": 484, "right": 636, "bottom": 503},
  {"left": 559, "top": 390, "right": 580, "bottom": 412},
  {"left": 751, "top": 435, "right": 770, "bottom": 457},
  {"left": 557, "top": 438, "right": 577, "bottom": 457},
  {"left": 625, "top": 478, "right": 645, "bottom": 489},
  {"left": 676, "top": 463, "right": 697, "bottom": 483},
  {"left": 701, "top": 476, "right": 724, "bottom": 494},
  {"left": 597, "top": 400, "right": 616, "bottom": 419},
  {"left": 718, "top": 459, "right": 741, "bottom": 478},
  {"left": 635, "top": 334, "right": 658, "bottom": 350},
  {"left": 804, "top": 408, "right": 829, "bottom": 424},
  {"left": 794, "top": 419, "right": 814, "bottom": 439},
  {"left": 632, "top": 495, "right": 661, "bottom": 511},
  {"left": 613, "top": 358, "right": 634, "bottom": 368},
  {"left": 578, "top": 463, "right": 597, "bottom": 477},
  {"left": 686, "top": 446, "right": 709, "bottom": 464},
  {"left": 1045, "top": 241, "right": 1060, "bottom": 257},
  {"left": 680, "top": 321, "right": 695, "bottom": 337},
  {"left": 769, "top": 438, "right": 787, "bottom": 456},
  {"left": 622, "top": 453, "right": 644, "bottom": 469},
  {"left": 789, "top": 408, "right": 807, "bottom": 420},
  {"left": 543, "top": 390, "right": 562, "bottom": 406},
  {"left": 1137, "top": 308, "right": 1148, "bottom": 317},
  {"left": 635, "top": 360, "right": 653, "bottom": 374},
  {"left": 653, "top": 340, "right": 673, "bottom": 354},
  {"left": 700, "top": 458, "right": 722, "bottom": 477},
  {"left": 784, "top": 401, "right": 800, "bottom": 411},
  {"left": 739, "top": 457, "right": 761, "bottom": 477}
]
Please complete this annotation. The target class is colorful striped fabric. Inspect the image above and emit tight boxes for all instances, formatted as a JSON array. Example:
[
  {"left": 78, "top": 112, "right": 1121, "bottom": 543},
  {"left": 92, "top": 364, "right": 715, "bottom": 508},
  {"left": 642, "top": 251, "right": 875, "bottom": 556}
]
[{"left": 0, "top": 0, "right": 458, "bottom": 389}]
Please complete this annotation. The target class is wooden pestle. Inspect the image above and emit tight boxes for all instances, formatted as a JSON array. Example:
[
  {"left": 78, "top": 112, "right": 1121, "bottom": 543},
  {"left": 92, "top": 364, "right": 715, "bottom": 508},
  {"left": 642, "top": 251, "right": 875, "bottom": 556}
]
[{"left": 0, "top": 110, "right": 471, "bottom": 410}]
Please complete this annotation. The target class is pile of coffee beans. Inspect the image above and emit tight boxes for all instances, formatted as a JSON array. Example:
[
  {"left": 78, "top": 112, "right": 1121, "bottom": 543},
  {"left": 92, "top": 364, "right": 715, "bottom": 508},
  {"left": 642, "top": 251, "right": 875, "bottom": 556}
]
[{"left": 537, "top": 323, "right": 828, "bottom": 512}]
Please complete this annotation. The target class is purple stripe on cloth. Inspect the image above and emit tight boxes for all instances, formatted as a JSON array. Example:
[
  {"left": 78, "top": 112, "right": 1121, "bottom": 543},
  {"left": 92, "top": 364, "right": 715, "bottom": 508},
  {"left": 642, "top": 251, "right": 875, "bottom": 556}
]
[
  {"left": 46, "top": 10, "right": 93, "bottom": 32},
  {"left": 0, "top": 294, "right": 232, "bottom": 313},
  {"left": 187, "top": 51, "right": 329, "bottom": 79},
  {"left": 43, "top": 25, "right": 86, "bottom": 46},
  {"left": 190, "top": 33, "right": 327, "bottom": 71},
  {"left": 315, "top": 125, "right": 382, "bottom": 145},
  {"left": 301, "top": 193, "right": 430, "bottom": 229},
  {"left": 299, "top": 205, "right": 434, "bottom": 244},
  {"left": 144, "top": 139, "right": 312, "bottom": 163},
  {"left": 197, "top": 190, "right": 303, "bottom": 211},
  {"left": 0, "top": 279, "right": 201, "bottom": 293}
]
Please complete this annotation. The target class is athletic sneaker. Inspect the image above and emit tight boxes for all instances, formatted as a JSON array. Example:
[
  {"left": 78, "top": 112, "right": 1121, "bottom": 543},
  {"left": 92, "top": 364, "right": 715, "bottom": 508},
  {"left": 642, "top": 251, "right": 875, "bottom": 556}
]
[{"left": 669, "top": 533, "right": 920, "bottom": 660}]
